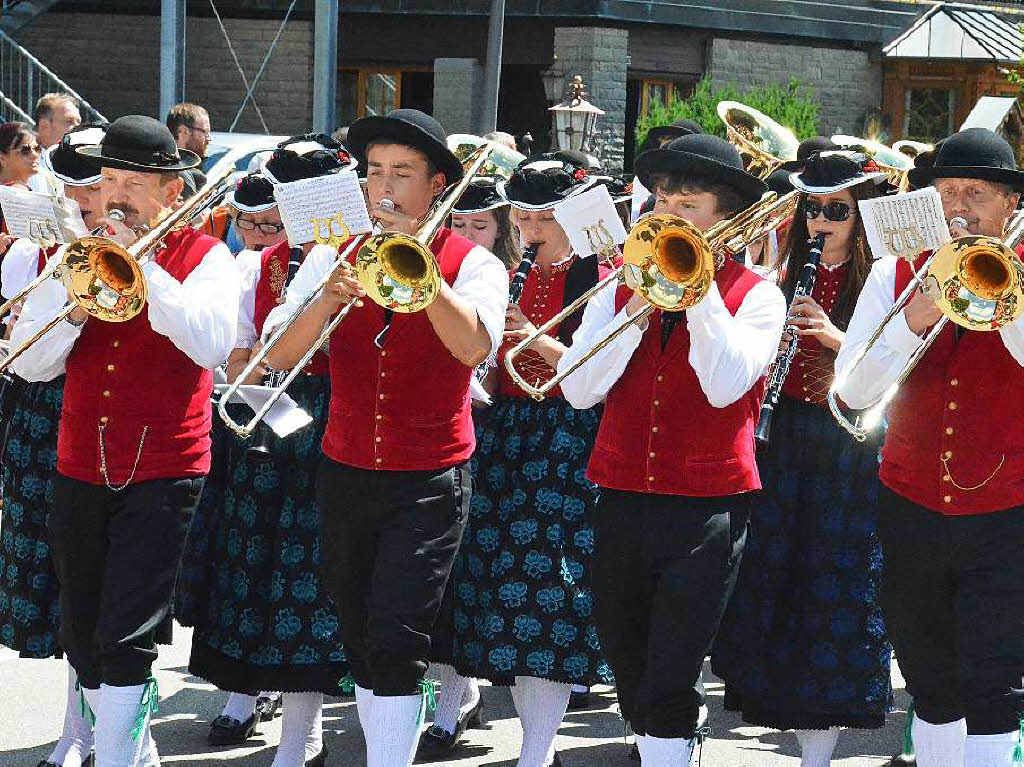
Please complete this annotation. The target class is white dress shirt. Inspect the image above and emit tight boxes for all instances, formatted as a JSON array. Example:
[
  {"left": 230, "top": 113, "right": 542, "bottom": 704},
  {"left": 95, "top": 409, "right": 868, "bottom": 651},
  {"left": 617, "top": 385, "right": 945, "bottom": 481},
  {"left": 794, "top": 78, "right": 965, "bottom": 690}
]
[
  {"left": 263, "top": 239, "right": 509, "bottom": 358},
  {"left": 558, "top": 276, "right": 786, "bottom": 410},
  {"left": 834, "top": 256, "right": 1024, "bottom": 410},
  {"left": 10, "top": 240, "right": 241, "bottom": 382},
  {"left": 234, "top": 248, "right": 263, "bottom": 349}
]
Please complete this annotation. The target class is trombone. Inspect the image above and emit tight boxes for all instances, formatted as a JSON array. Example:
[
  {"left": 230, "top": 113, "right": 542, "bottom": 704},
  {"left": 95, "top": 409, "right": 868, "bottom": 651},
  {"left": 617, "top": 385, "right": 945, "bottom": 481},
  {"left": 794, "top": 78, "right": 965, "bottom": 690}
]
[
  {"left": 718, "top": 101, "right": 800, "bottom": 180},
  {"left": 504, "top": 189, "right": 800, "bottom": 400},
  {"left": 0, "top": 146, "right": 253, "bottom": 375},
  {"left": 217, "top": 143, "right": 495, "bottom": 439},
  {"left": 828, "top": 211, "right": 1024, "bottom": 441}
]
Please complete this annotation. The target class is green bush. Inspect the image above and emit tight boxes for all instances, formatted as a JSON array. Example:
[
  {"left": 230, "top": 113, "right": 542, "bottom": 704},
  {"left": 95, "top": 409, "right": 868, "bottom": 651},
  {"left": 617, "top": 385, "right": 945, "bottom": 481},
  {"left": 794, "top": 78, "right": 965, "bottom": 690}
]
[{"left": 635, "top": 77, "right": 820, "bottom": 159}]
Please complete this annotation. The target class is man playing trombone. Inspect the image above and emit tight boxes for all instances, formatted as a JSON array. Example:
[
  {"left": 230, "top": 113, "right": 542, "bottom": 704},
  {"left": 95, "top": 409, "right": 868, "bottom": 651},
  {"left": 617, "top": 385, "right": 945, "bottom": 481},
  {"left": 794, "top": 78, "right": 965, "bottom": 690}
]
[
  {"left": 262, "top": 109, "right": 507, "bottom": 767},
  {"left": 8, "top": 115, "right": 241, "bottom": 767},
  {"left": 835, "top": 127, "right": 1024, "bottom": 767},
  {"left": 558, "top": 134, "right": 786, "bottom": 765}
]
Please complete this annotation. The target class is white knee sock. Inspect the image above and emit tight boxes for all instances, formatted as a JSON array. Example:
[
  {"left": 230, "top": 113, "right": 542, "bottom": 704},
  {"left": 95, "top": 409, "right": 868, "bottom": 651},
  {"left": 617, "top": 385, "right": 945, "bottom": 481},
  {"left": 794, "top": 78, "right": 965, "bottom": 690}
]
[
  {"left": 964, "top": 732, "right": 1018, "bottom": 766},
  {"left": 220, "top": 692, "right": 258, "bottom": 722},
  {"left": 642, "top": 735, "right": 695, "bottom": 766},
  {"left": 510, "top": 675, "right": 571, "bottom": 767},
  {"left": 94, "top": 683, "right": 151, "bottom": 767},
  {"left": 912, "top": 716, "right": 966, "bottom": 767},
  {"left": 271, "top": 692, "right": 323, "bottom": 767},
  {"left": 431, "top": 665, "right": 479, "bottom": 735},
  {"left": 47, "top": 665, "right": 94, "bottom": 767},
  {"left": 795, "top": 728, "right": 840, "bottom": 767},
  {"left": 367, "top": 693, "right": 424, "bottom": 767}
]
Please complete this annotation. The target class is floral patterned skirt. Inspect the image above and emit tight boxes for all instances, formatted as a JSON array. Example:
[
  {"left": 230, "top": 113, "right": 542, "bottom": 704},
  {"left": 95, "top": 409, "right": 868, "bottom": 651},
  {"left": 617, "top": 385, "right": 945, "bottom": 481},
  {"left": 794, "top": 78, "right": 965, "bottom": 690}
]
[
  {"left": 0, "top": 378, "right": 62, "bottom": 658},
  {"left": 712, "top": 396, "right": 891, "bottom": 730},
  {"left": 451, "top": 396, "right": 613, "bottom": 686},
  {"left": 188, "top": 375, "right": 348, "bottom": 694}
]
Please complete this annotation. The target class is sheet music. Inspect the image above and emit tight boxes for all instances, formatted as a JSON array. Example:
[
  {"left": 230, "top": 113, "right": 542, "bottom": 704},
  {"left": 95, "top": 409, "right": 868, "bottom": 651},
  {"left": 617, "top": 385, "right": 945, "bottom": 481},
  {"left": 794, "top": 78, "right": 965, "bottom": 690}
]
[
  {"left": 214, "top": 383, "right": 313, "bottom": 438},
  {"left": 273, "top": 170, "right": 372, "bottom": 246},
  {"left": 858, "top": 188, "right": 951, "bottom": 260},
  {"left": 553, "top": 184, "right": 628, "bottom": 259},
  {"left": 0, "top": 185, "right": 86, "bottom": 244}
]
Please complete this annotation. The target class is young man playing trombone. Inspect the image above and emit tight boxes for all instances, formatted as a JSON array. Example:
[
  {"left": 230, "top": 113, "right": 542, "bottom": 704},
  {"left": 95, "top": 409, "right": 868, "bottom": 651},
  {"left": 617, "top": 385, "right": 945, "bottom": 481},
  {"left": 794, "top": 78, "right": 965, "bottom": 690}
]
[
  {"left": 9, "top": 115, "right": 240, "bottom": 766},
  {"left": 558, "top": 134, "right": 786, "bottom": 765},
  {"left": 262, "top": 109, "right": 507, "bottom": 767},
  {"left": 835, "top": 127, "right": 1024, "bottom": 767}
]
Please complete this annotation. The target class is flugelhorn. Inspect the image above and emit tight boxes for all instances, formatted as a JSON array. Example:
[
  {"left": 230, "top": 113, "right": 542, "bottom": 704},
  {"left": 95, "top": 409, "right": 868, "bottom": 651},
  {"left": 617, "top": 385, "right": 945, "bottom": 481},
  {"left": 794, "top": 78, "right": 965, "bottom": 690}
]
[
  {"left": 504, "top": 190, "right": 799, "bottom": 400},
  {"left": 828, "top": 211, "right": 1024, "bottom": 441},
  {"left": 0, "top": 147, "right": 253, "bottom": 375},
  {"left": 718, "top": 101, "right": 800, "bottom": 180},
  {"left": 217, "top": 143, "right": 495, "bottom": 438}
]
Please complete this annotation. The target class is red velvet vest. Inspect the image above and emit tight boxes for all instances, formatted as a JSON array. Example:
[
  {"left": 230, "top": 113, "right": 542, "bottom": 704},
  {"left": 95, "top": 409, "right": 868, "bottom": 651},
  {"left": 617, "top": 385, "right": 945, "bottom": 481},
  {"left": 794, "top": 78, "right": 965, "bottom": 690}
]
[
  {"left": 59, "top": 228, "right": 218, "bottom": 485},
  {"left": 587, "top": 259, "right": 767, "bottom": 496},
  {"left": 880, "top": 253, "right": 1024, "bottom": 514},
  {"left": 322, "top": 228, "right": 478, "bottom": 470},
  {"left": 254, "top": 242, "right": 327, "bottom": 376}
]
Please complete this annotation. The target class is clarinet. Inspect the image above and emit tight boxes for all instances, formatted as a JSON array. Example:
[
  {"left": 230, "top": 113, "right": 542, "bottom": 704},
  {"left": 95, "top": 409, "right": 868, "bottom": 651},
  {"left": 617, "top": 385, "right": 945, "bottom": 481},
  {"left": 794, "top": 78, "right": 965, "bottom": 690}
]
[
  {"left": 754, "top": 234, "right": 825, "bottom": 446},
  {"left": 248, "top": 249, "right": 304, "bottom": 460}
]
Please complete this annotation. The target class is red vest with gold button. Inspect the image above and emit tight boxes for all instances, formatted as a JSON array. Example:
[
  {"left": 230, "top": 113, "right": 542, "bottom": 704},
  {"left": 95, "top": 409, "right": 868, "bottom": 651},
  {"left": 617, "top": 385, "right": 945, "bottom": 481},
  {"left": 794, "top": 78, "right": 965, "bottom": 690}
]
[
  {"left": 253, "top": 241, "right": 327, "bottom": 376},
  {"left": 881, "top": 253, "right": 1024, "bottom": 514},
  {"left": 59, "top": 228, "right": 219, "bottom": 485},
  {"left": 322, "top": 228, "right": 478, "bottom": 470},
  {"left": 587, "top": 258, "right": 767, "bottom": 496}
]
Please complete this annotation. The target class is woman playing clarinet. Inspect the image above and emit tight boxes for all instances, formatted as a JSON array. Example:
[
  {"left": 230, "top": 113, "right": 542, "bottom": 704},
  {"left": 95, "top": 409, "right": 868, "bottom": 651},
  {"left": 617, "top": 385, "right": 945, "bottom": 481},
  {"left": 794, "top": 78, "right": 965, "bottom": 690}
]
[{"left": 713, "top": 151, "right": 893, "bottom": 766}]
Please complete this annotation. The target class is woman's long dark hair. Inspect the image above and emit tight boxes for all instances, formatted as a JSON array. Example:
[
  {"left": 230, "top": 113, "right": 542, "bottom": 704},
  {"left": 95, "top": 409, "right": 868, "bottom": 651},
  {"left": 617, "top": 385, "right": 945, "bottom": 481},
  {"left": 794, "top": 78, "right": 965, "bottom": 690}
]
[{"left": 779, "top": 181, "right": 881, "bottom": 331}]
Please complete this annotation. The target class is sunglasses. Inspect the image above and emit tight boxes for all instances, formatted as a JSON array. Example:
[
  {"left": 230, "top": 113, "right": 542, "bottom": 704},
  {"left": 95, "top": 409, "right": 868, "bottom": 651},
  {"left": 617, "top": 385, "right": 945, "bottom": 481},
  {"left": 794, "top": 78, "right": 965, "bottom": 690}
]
[
  {"left": 235, "top": 218, "right": 285, "bottom": 234},
  {"left": 803, "top": 200, "right": 855, "bottom": 222}
]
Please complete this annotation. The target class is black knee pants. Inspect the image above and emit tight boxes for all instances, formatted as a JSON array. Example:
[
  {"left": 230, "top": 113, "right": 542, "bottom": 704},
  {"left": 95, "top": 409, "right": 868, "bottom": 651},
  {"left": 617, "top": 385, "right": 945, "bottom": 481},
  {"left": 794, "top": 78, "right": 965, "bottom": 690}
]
[
  {"left": 316, "top": 459, "right": 471, "bottom": 696},
  {"left": 592, "top": 488, "right": 751, "bottom": 738},
  {"left": 48, "top": 473, "right": 203, "bottom": 689},
  {"left": 878, "top": 486, "right": 1024, "bottom": 734}
]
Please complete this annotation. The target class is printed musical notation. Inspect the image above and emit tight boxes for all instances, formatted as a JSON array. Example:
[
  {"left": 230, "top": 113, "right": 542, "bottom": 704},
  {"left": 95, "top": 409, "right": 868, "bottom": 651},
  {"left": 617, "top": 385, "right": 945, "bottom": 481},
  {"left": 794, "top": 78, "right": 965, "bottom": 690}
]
[
  {"left": 858, "top": 187, "right": 951, "bottom": 260},
  {"left": 553, "top": 184, "right": 627, "bottom": 260},
  {"left": 274, "top": 169, "right": 372, "bottom": 246},
  {"left": 0, "top": 185, "right": 87, "bottom": 244}
]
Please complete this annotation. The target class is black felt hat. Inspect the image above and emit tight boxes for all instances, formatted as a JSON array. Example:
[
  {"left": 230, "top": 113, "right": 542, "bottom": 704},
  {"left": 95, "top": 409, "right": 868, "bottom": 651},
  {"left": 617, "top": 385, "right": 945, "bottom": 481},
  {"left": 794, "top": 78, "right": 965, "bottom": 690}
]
[
  {"left": 179, "top": 168, "right": 206, "bottom": 200},
  {"left": 643, "top": 119, "right": 704, "bottom": 152},
  {"left": 780, "top": 136, "right": 838, "bottom": 172},
  {"left": 907, "top": 128, "right": 1024, "bottom": 190},
  {"left": 347, "top": 108, "right": 464, "bottom": 185},
  {"left": 262, "top": 133, "right": 358, "bottom": 184},
  {"left": 76, "top": 115, "right": 200, "bottom": 172},
  {"left": 226, "top": 172, "right": 277, "bottom": 213},
  {"left": 497, "top": 151, "right": 601, "bottom": 211},
  {"left": 790, "top": 151, "right": 888, "bottom": 194},
  {"left": 454, "top": 176, "right": 508, "bottom": 214},
  {"left": 42, "top": 124, "right": 105, "bottom": 186},
  {"left": 765, "top": 167, "right": 795, "bottom": 197},
  {"left": 634, "top": 134, "right": 767, "bottom": 208}
]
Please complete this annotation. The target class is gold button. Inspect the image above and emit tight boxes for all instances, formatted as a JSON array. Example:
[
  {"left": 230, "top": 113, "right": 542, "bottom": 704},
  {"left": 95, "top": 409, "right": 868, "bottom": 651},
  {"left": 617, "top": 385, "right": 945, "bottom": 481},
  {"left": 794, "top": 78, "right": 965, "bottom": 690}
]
[
  {"left": 943, "top": 474, "right": 951, "bottom": 482},
  {"left": 112, "top": 340, "right": 120, "bottom": 348},
  {"left": 107, "top": 364, "right": 115, "bottom": 373},
  {"left": 649, "top": 451, "right": 656, "bottom": 458},
  {"left": 102, "top": 390, "right": 111, "bottom": 398},
  {"left": 651, "top": 426, "right": 659, "bottom": 433},
  {"left": 943, "top": 495, "right": 952, "bottom": 503},
  {"left": 653, "top": 400, "right": 660, "bottom": 407},
  {"left": 648, "top": 475, "right": 655, "bottom": 482},
  {"left": 375, "top": 436, "right": 382, "bottom": 443},
  {"left": 380, "top": 371, "right": 385, "bottom": 378},
  {"left": 375, "top": 457, "right": 382, "bottom": 464},
  {"left": 950, "top": 378, "right": 958, "bottom": 386},
  {"left": 948, "top": 402, "right": 957, "bottom": 411},
  {"left": 943, "top": 450, "right": 952, "bottom": 460},
  {"left": 99, "top": 416, "right": 108, "bottom": 424},
  {"left": 380, "top": 350, "right": 387, "bottom": 357},
  {"left": 375, "top": 414, "right": 383, "bottom": 421},
  {"left": 945, "top": 427, "right": 954, "bottom": 435},
  {"left": 656, "top": 375, "right": 664, "bottom": 382},
  {"left": 379, "top": 394, "right": 385, "bottom": 400}
]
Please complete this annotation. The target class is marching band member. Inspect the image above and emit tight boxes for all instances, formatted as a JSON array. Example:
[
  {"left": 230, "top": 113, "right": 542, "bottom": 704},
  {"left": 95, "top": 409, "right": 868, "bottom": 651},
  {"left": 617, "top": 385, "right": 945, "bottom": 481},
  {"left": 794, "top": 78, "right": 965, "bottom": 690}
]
[
  {"left": 439, "top": 154, "right": 615, "bottom": 767},
  {"left": 835, "top": 127, "right": 1024, "bottom": 767},
  {"left": 713, "top": 151, "right": 892, "bottom": 766},
  {"left": 0, "top": 124, "right": 105, "bottom": 767},
  {"left": 558, "top": 134, "right": 786, "bottom": 765},
  {"left": 450, "top": 175, "right": 521, "bottom": 268},
  {"left": 188, "top": 137, "right": 357, "bottom": 766},
  {"left": 263, "top": 108, "right": 507, "bottom": 767},
  {"left": 9, "top": 115, "right": 240, "bottom": 766}
]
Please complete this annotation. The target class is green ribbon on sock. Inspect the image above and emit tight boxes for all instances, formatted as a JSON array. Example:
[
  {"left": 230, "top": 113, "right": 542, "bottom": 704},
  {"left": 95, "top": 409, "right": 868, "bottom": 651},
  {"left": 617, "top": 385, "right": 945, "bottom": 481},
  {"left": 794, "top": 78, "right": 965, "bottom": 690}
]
[
  {"left": 78, "top": 681, "right": 96, "bottom": 727},
  {"left": 416, "top": 679, "right": 438, "bottom": 726},
  {"left": 338, "top": 674, "right": 355, "bottom": 695},
  {"left": 1012, "top": 714, "right": 1024, "bottom": 763},
  {"left": 130, "top": 677, "right": 160, "bottom": 742},
  {"left": 903, "top": 700, "right": 915, "bottom": 756}
]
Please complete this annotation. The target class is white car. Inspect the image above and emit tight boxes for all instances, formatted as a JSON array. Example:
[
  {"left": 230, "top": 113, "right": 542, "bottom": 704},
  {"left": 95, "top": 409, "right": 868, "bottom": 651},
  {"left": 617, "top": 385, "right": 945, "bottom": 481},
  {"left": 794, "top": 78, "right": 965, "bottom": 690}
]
[{"left": 203, "top": 132, "right": 288, "bottom": 177}]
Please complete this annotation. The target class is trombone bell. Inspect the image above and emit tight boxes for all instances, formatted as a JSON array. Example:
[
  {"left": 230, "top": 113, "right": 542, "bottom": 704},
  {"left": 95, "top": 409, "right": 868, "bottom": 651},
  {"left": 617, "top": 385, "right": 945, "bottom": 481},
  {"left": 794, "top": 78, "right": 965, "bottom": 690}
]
[
  {"left": 928, "top": 235, "right": 1024, "bottom": 329},
  {"left": 355, "top": 233, "right": 441, "bottom": 313},
  {"left": 622, "top": 215, "right": 715, "bottom": 311},
  {"left": 59, "top": 236, "right": 148, "bottom": 322}
]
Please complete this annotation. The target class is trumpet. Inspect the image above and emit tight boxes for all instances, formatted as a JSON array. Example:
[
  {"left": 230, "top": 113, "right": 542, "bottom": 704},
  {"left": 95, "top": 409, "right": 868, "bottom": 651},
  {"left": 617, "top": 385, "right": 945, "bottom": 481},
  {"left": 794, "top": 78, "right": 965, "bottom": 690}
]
[
  {"left": 828, "top": 211, "right": 1024, "bottom": 441},
  {"left": 217, "top": 143, "right": 495, "bottom": 439},
  {"left": 718, "top": 101, "right": 800, "bottom": 180},
  {"left": 0, "top": 147, "right": 252, "bottom": 375},
  {"left": 504, "top": 190, "right": 800, "bottom": 400}
]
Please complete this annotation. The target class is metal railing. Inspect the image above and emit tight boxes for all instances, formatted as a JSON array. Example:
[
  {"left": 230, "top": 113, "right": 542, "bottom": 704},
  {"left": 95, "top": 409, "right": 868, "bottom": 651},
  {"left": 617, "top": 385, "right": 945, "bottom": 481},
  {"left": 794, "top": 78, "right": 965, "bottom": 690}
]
[{"left": 0, "top": 28, "right": 105, "bottom": 127}]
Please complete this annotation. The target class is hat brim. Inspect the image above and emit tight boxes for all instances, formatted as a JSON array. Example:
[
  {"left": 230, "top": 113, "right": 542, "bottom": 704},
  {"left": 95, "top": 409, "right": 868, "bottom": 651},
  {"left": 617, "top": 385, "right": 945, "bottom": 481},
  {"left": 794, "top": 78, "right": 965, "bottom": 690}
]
[
  {"left": 495, "top": 176, "right": 601, "bottom": 212},
  {"left": 634, "top": 148, "right": 767, "bottom": 208},
  {"left": 41, "top": 145, "right": 102, "bottom": 187},
  {"left": 225, "top": 191, "right": 278, "bottom": 214},
  {"left": 907, "top": 164, "right": 1024, "bottom": 191},
  {"left": 347, "top": 116, "right": 464, "bottom": 185},
  {"left": 453, "top": 199, "right": 509, "bottom": 215},
  {"left": 74, "top": 144, "right": 201, "bottom": 172},
  {"left": 790, "top": 171, "right": 888, "bottom": 195},
  {"left": 779, "top": 159, "right": 804, "bottom": 172}
]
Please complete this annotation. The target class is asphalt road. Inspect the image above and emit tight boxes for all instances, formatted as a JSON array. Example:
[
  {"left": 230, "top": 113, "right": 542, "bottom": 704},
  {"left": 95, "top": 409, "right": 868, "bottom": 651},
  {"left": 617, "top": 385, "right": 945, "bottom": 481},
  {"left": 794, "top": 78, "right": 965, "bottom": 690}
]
[{"left": 0, "top": 627, "right": 911, "bottom": 766}]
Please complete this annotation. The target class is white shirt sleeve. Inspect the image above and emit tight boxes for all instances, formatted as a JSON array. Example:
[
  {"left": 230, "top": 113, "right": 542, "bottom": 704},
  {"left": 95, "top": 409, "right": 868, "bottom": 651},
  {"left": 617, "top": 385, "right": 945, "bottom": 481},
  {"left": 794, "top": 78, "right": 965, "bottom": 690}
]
[
  {"left": 686, "top": 279, "right": 787, "bottom": 408},
  {"left": 233, "top": 249, "right": 263, "bottom": 350},
  {"left": 997, "top": 308, "right": 1024, "bottom": 367},
  {"left": 8, "top": 247, "right": 82, "bottom": 382},
  {"left": 141, "top": 241, "right": 240, "bottom": 370},
  {"left": 1, "top": 240, "right": 42, "bottom": 299},
  {"left": 558, "top": 278, "right": 646, "bottom": 409},
  {"left": 262, "top": 244, "right": 337, "bottom": 341},
  {"left": 452, "top": 245, "right": 509, "bottom": 357}
]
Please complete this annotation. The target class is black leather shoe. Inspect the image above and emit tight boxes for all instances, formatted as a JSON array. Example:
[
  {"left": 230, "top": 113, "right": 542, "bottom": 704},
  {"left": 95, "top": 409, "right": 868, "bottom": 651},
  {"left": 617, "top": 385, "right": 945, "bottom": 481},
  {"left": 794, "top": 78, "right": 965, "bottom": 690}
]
[
  {"left": 208, "top": 713, "right": 260, "bottom": 746},
  {"left": 254, "top": 693, "right": 282, "bottom": 721},
  {"left": 415, "top": 698, "right": 484, "bottom": 760},
  {"left": 566, "top": 688, "right": 592, "bottom": 711},
  {"left": 306, "top": 745, "right": 327, "bottom": 767}
]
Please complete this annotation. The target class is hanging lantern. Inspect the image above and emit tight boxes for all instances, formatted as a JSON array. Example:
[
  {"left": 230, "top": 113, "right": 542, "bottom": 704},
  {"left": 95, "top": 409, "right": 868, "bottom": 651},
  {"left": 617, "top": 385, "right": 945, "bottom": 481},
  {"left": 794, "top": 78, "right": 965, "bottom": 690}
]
[{"left": 549, "top": 75, "right": 604, "bottom": 153}]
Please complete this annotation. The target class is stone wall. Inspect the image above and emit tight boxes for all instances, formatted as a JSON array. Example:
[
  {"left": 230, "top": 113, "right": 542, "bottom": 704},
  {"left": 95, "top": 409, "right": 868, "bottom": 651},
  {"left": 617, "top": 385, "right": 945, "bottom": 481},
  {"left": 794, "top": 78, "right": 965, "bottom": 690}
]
[
  {"left": 706, "top": 38, "right": 882, "bottom": 135},
  {"left": 432, "top": 58, "right": 484, "bottom": 135}
]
